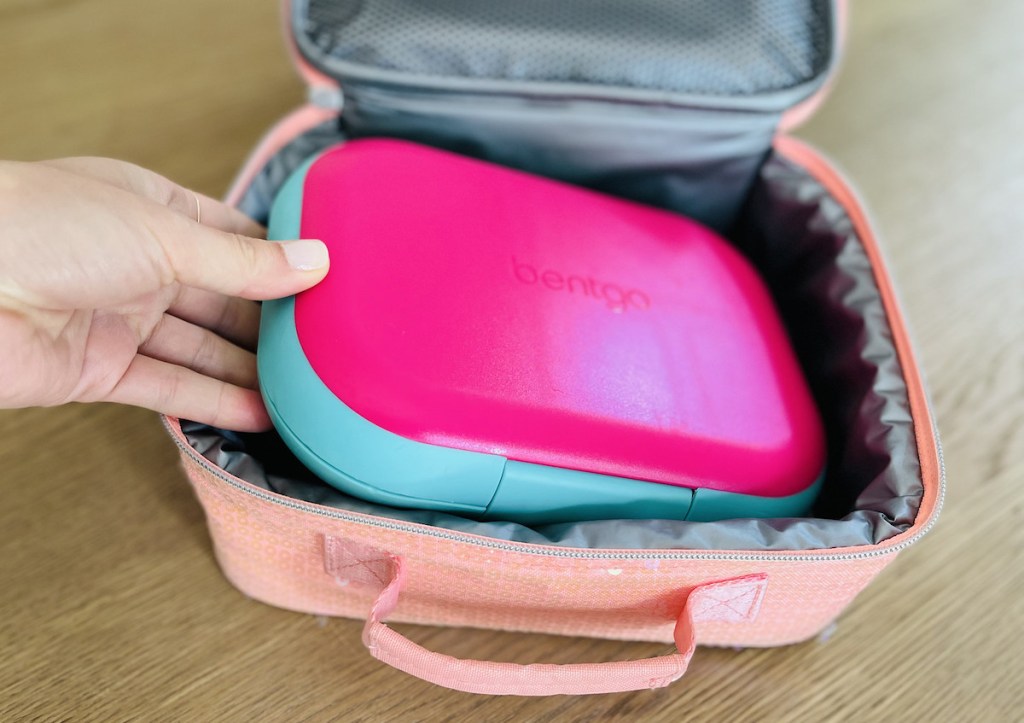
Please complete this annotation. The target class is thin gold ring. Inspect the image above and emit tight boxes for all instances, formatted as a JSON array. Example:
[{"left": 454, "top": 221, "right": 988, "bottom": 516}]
[{"left": 191, "top": 190, "right": 202, "bottom": 225}]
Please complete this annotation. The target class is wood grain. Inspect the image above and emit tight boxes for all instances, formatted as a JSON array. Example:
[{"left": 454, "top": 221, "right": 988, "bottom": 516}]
[{"left": 1, "top": 1, "right": 1021, "bottom": 720}]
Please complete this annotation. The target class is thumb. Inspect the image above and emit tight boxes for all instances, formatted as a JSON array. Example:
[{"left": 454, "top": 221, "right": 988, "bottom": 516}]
[{"left": 162, "top": 221, "right": 329, "bottom": 300}]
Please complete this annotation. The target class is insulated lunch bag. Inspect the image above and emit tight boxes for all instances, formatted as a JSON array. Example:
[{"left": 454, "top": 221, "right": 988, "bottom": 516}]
[{"left": 163, "top": 0, "right": 943, "bottom": 696}]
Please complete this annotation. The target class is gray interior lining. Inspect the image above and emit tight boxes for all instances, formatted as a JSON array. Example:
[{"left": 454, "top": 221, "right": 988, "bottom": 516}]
[
  {"left": 296, "top": 0, "right": 834, "bottom": 99},
  {"left": 337, "top": 86, "right": 778, "bottom": 232},
  {"left": 293, "top": 0, "right": 837, "bottom": 233},
  {"left": 183, "top": 121, "right": 922, "bottom": 551}
]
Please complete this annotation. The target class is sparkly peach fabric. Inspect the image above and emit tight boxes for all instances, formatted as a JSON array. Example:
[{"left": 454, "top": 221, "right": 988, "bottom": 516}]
[{"left": 183, "top": 456, "right": 897, "bottom": 648}]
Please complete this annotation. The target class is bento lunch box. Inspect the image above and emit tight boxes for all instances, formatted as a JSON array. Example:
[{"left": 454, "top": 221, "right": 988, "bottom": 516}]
[{"left": 258, "top": 139, "right": 826, "bottom": 524}]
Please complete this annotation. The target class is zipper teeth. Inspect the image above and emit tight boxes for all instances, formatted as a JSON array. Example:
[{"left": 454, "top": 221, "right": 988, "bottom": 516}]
[{"left": 164, "top": 417, "right": 944, "bottom": 563}]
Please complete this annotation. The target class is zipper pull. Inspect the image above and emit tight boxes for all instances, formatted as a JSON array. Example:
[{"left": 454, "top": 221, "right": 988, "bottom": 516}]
[{"left": 309, "top": 85, "right": 343, "bottom": 112}]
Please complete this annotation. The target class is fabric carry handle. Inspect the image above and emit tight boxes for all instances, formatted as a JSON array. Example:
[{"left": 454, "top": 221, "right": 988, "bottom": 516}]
[{"left": 325, "top": 536, "right": 769, "bottom": 696}]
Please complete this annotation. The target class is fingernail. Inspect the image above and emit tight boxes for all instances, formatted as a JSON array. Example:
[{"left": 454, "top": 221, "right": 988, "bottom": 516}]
[{"left": 282, "top": 239, "right": 329, "bottom": 271}]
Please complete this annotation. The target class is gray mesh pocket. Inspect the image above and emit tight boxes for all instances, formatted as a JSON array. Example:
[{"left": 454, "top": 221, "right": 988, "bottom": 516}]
[{"left": 299, "top": 0, "right": 832, "bottom": 96}]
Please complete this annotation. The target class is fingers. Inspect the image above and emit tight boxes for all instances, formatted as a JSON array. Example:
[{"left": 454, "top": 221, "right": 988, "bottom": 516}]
[
  {"left": 139, "top": 313, "right": 258, "bottom": 390},
  {"left": 169, "top": 286, "right": 261, "bottom": 350},
  {"left": 155, "top": 212, "right": 330, "bottom": 300},
  {"left": 105, "top": 354, "right": 271, "bottom": 432},
  {"left": 111, "top": 309, "right": 268, "bottom": 431},
  {"left": 37, "top": 156, "right": 265, "bottom": 237},
  {"left": 33, "top": 157, "right": 329, "bottom": 303}
]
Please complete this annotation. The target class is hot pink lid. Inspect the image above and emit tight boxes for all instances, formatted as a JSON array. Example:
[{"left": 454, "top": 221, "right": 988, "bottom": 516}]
[{"left": 295, "top": 139, "right": 825, "bottom": 497}]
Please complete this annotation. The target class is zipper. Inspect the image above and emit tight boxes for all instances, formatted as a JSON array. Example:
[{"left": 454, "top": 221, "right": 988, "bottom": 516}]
[
  {"left": 774, "top": 134, "right": 947, "bottom": 537},
  {"left": 163, "top": 419, "right": 944, "bottom": 563}
]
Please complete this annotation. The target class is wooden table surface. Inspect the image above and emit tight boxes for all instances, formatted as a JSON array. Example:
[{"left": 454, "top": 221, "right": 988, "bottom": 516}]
[{"left": 2, "top": 1, "right": 1021, "bottom": 720}]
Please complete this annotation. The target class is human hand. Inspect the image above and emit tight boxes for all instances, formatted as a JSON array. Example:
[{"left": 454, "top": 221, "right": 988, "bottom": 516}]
[{"left": 0, "top": 158, "right": 328, "bottom": 431}]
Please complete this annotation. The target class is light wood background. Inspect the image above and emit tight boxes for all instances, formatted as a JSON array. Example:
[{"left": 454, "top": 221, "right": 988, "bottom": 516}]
[{"left": 1, "top": 1, "right": 1021, "bottom": 720}]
